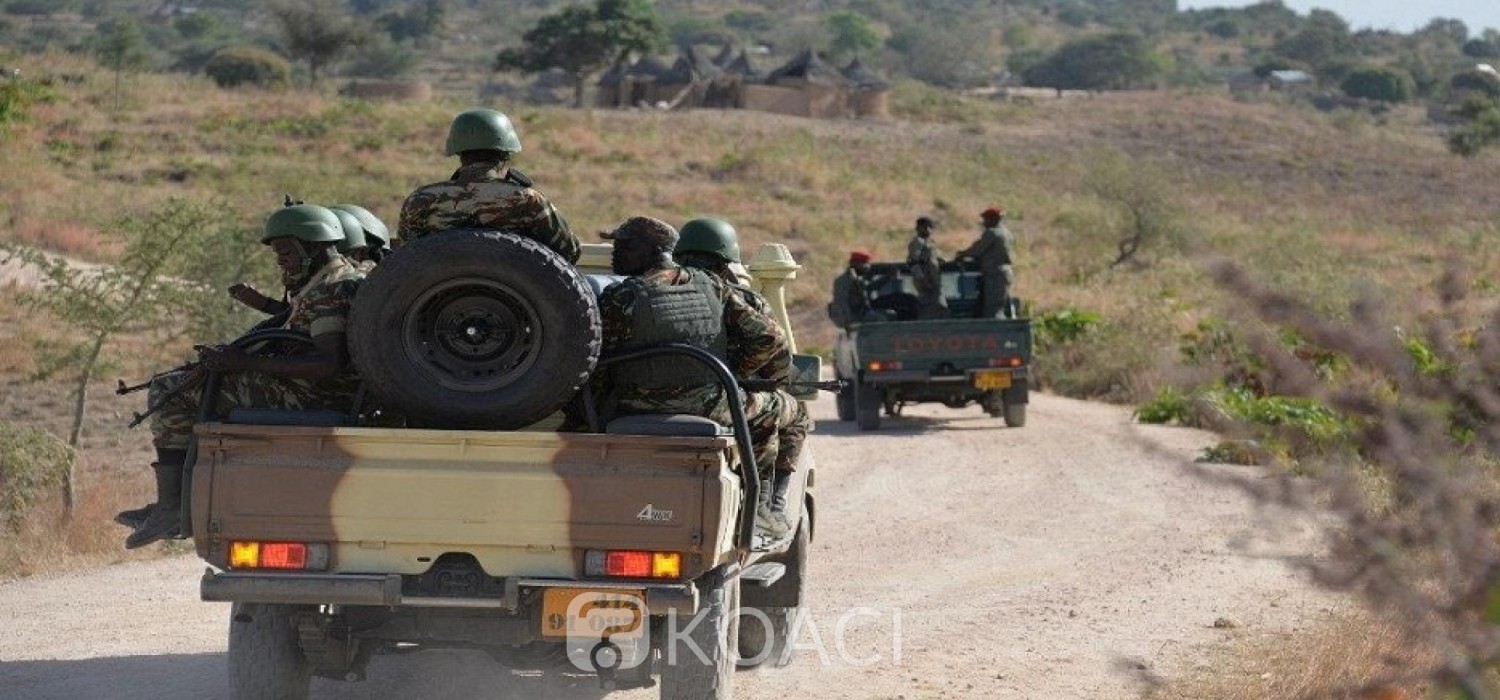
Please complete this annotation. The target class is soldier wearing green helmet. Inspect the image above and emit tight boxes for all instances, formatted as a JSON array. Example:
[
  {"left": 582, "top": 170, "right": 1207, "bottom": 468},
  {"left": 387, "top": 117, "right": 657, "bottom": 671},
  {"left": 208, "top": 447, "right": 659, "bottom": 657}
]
[
  {"left": 397, "top": 108, "right": 580, "bottom": 263},
  {"left": 331, "top": 203, "right": 391, "bottom": 265},
  {"left": 120, "top": 203, "right": 367, "bottom": 549},
  {"left": 672, "top": 216, "right": 809, "bottom": 536}
]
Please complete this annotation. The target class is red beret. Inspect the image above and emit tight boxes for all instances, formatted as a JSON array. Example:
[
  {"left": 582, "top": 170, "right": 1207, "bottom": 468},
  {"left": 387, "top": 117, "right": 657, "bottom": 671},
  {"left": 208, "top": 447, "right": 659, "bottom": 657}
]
[
  {"left": 848, "top": 250, "right": 872, "bottom": 264},
  {"left": 981, "top": 206, "right": 1005, "bottom": 219}
]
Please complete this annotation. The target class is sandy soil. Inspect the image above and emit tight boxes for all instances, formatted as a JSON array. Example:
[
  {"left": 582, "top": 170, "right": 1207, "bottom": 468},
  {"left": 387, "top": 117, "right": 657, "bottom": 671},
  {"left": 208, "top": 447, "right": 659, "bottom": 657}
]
[{"left": 0, "top": 391, "right": 1341, "bottom": 700}]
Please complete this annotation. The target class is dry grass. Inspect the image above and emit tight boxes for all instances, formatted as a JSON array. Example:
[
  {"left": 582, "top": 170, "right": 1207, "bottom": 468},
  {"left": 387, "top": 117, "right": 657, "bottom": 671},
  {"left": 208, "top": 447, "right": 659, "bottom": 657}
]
[{"left": 1164, "top": 610, "right": 1432, "bottom": 700}]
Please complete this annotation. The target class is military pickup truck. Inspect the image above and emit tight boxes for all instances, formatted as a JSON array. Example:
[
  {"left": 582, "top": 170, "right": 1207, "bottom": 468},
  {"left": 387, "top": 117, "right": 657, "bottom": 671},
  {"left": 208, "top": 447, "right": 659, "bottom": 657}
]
[
  {"left": 184, "top": 231, "right": 817, "bottom": 700},
  {"left": 834, "top": 260, "right": 1031, "bottom": 430}
]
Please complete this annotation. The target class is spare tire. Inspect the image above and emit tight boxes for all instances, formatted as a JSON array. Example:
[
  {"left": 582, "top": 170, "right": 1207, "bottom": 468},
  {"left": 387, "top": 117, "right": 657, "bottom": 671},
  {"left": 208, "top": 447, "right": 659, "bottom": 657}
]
[{"left": 348, "top": 229, "right": 601, "bottom": 429}]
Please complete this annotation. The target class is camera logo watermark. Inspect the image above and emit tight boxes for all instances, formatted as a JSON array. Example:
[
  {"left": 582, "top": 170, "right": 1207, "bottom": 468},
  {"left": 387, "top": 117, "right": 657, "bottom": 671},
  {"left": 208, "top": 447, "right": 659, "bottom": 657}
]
[{"left": 561, "top": 592, "right": 904, "bottom": 672}]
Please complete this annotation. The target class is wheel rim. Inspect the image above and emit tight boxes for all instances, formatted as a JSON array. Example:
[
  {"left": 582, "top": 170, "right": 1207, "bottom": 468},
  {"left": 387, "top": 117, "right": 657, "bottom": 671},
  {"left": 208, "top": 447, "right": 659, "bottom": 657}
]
[{"left": 401, "top": 277, "right": 542, "bottom": 392}]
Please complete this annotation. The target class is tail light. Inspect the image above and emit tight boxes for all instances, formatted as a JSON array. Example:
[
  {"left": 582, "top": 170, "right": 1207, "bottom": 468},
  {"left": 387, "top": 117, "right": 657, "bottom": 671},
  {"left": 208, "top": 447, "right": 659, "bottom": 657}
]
[
  {"left": 987, "top": 357, "right": 1024, "bottom": 368},
  {"left": 229, "top": 541, "right": 330, "bottom": 571},
  {"left": 866, "top": 360, "right": 904, "bottom": 372},
  {"left": 585, "top": 550, "right": 682, "bottom": 579}
]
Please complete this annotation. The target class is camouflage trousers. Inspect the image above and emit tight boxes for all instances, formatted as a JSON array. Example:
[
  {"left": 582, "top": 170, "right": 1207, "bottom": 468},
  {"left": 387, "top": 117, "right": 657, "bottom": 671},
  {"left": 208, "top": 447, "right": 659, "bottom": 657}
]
[
  {"left": 147, "top": 369, "right": 347, "bottom": 451},
  {"left": 713, "top": 389, "right": 809, "bottom": 478}
]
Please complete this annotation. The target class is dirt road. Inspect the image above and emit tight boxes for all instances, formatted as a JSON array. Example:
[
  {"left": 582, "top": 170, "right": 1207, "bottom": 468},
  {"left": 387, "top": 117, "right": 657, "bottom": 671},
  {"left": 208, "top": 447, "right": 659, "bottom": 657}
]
[{"left": 0, "top": 392, "right": 1338, "bottom": 699}]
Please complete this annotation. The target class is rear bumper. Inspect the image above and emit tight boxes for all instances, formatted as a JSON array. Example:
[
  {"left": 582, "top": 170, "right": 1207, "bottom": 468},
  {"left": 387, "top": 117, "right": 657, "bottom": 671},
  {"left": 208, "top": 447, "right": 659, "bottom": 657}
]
[
  {"left": 863, "top": 366, "right": 1029, "bottom": 385},
  {"left": 200, "top": 569, "right": 699, "bottom": 615}
]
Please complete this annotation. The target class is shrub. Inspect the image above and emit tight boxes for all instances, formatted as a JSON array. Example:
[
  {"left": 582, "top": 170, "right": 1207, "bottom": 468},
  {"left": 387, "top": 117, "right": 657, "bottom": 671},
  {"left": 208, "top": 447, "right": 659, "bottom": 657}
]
[
  {"left": 1034, "top": 307, "right": 1101, "bottom": 351},
  {"left": 1339, "top": 66, "right": 1413, "bottom": 103},
  {"left": 204, "top": 45, "right": 291, "bottom": 89},
  {"left": 1135, "top": 386, "right": 1195, "bottom": 425},
  {"left": 0, "top": 421, "right": 71, "bottom": 530}
]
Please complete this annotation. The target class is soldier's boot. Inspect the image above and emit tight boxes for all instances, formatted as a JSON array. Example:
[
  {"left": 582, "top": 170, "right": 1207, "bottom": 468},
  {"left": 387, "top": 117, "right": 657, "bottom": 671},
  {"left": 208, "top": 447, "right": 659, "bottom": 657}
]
[
  {"left": 116, "top": 448, "right": 186, "bottom": 531},
  {"left": 114, "top": 504, "right": 153, "bottom": 530},
  {"left": 125, "top": 460, "right": 183, "bottom": 549},
  {"left": 755, "top": 472, "right": 793, "bottom": 537}
]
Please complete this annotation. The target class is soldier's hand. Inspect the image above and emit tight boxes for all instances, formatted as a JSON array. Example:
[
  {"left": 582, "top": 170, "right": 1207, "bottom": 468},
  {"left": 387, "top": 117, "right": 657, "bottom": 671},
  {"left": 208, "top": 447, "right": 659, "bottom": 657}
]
[
  {"left": 228, "top": 283, "right": 269, "bottom": 310},
  {"left": 196, "top": 344, "right": 252, "bottom": 373}
]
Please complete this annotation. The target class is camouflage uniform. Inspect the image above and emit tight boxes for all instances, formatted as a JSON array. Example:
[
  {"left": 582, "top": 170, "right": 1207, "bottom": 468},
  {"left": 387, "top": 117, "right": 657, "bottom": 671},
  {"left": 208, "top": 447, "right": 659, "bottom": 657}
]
[
  {"left": 397, "top": 159, "right": 581, "bottom": 263},
  {"left": 149, "top": 255, "right": 365, "bottom": 450},
  {"left": 598, "top": 263, "right": 802, "bottom": 475},
  {"left": 725, "top": 281, "right": 808, "bottom": 474},
  {"left": 958, "top": 222, "right": 1015, "bottom": 318}
]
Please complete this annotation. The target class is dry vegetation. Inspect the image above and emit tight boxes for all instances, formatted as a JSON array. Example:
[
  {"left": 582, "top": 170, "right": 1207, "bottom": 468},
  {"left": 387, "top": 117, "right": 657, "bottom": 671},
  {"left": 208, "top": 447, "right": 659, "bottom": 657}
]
[{"left": 1, "top": 48, "right": 1499, "bottom": 696}]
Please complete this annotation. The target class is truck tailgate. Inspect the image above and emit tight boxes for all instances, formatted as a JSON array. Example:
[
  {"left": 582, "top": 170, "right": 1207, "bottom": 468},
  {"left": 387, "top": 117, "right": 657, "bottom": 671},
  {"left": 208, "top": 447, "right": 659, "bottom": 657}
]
[
  {"left": 191, "top": 424, "right": 740, "bottom": 579},
  {"left": 857, "top": 318, "right": 1030, "bottom": 370}
]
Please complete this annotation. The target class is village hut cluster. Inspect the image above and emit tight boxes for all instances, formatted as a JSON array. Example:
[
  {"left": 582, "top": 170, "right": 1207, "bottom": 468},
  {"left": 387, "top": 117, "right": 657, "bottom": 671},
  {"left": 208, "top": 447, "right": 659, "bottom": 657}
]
[{"left": 597, "top": 46, "right": 891, "bottom": 119}]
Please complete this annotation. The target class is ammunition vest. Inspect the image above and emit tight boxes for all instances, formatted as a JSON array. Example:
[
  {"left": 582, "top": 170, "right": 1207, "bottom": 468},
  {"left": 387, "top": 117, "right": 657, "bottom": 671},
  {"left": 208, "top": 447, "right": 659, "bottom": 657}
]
[{"left": 614, "top": 271, "right": 728, "bottom": 395}]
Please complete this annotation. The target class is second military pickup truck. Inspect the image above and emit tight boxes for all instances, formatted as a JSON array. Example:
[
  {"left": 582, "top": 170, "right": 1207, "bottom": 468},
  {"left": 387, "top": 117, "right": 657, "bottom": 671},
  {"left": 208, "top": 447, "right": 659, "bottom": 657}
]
[{"left": 834, "top": 260, "right": 1032, "bottom": 430}]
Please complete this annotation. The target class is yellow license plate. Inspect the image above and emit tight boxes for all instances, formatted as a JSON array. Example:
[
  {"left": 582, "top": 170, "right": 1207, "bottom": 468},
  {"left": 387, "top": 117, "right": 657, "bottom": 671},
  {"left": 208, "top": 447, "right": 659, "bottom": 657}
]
[
  {"left": 540, "top": 588, "right": 646, "bottom": 639},
  {"left": 973, "top": 370, "right": 1012, "bottom": 389}
]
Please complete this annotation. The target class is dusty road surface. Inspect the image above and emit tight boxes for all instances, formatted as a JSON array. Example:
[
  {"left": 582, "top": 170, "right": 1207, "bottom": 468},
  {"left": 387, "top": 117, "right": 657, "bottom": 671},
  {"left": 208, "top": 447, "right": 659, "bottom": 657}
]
[{"left": 0, "top": 392, "right": 1338, "bottom": 699}]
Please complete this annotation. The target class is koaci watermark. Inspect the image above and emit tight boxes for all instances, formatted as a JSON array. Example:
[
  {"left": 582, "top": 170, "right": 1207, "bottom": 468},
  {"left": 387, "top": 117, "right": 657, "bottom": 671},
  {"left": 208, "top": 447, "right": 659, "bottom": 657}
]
[{"left": 562, "top": 593, "right": 903, "bottom": 672}]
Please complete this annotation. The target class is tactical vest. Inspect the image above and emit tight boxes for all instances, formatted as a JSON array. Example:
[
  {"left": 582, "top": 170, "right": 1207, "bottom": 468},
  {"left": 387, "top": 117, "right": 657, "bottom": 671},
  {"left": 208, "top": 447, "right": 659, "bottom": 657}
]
[{"left": 613, "top": 271, "right": 728, "bottom": 395}]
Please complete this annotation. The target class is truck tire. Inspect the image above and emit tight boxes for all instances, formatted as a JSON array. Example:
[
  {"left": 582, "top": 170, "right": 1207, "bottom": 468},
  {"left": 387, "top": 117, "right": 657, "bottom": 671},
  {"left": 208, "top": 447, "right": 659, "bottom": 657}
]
[
  {"left": 855, "top": 381, "right": 882, "bottom": 431},
  {"left": 348, "top": 229, "right": 601, "bottom": 429},
  {"left": 738, "top": 514, "right": 808, "bottom": 668},
  {"left": 660, "top": 569, "right": 738, "bottom": 700},
  {"left": 835, "top": 382, "right": 855, "bottom": 421},
  {"left": 1004, "top": 401, "right": 1027, "bottom": 428},
  {"left": 228, "top": 602, "right": 312, "bottom": 700}
]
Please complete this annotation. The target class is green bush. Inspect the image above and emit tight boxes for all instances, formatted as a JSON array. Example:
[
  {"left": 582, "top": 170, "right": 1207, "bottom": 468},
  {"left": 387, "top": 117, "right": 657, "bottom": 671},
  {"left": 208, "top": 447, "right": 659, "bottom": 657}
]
[
  {"left": 0, "top": 422, "right": 71, "bottom": 530},
  {"left": 204, "top": 45, "right": 291, "bottom": 89},
  {"left": 1135, "top": 386, "right": 1195, "bottom": 425},
  {"left": 1034, "top": 307, "right": 1101, "bottom": 351},
  {"left": 0, "top": 77, "right": 57, "bottom": 131},
  {"left": 1339, "top": 66, "right": 1413, "bottom": 103},
  {"left": 1204, "top": 385, "right": 1350, "bottom": 448}
]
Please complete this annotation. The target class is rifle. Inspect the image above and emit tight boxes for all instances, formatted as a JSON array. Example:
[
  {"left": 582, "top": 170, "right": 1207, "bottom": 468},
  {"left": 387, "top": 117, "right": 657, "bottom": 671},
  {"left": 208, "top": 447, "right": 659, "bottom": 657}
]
[
  {"left": 741, "top": 378, "right": 848, "bottom": 394},
  {"left": 118, "top": 362, "right": 207, "bottom": 429}
]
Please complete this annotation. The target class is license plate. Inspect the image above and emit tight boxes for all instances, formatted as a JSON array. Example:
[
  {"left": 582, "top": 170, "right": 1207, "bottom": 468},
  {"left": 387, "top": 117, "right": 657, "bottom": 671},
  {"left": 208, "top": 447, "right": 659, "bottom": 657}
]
[
  {"left": 540, "top": 588, "right": 646, "bottom": 639},
  {"left": 973, "top": 370, "right": 1012, "bottom": 389}
]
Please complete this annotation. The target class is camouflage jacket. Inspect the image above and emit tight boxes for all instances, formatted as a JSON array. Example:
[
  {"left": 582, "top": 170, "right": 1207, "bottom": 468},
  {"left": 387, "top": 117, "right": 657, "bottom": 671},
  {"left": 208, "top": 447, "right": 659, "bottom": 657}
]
[
  {"left": 599, "top": 263, "right": 789, "bottom": 415},
  {"left": 397, "top": 159, "right": 581, "bottom": 263},
  {"left": 727, "top": 281, "right": 791, "bottom": 384},
  {"left": 284, "top": 254, "right": 364, "bottom": 338}
]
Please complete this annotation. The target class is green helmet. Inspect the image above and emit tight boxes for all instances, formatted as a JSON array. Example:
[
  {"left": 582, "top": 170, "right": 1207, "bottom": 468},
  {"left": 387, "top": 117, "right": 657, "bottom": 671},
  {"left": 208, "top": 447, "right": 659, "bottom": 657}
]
[
  {"left": 444, "top": 108, "right": 523, "bottom": 156},
  {"left": 332, "top": 209, "right": 368, "bottom": 253},
  {"left": 262, "top": 204, "right": 344, "bottom": 245},
  {"left": 675, "top": 217, "right": 741, "bottom": 264},
  {"left": 331, "top": 203, "right": 390, "bottom": 250}
]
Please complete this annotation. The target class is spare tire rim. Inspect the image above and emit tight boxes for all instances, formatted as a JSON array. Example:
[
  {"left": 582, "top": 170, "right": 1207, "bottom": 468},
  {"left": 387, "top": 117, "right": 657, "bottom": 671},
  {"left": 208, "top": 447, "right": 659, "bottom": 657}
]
[{"left": 403, "top": 277, "right": 542, "bottom": 392}]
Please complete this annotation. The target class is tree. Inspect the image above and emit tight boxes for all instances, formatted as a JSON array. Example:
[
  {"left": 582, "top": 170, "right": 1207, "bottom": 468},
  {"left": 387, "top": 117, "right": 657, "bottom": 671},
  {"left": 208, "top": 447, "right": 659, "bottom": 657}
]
[
  {"left": 1339, "top": 66, "right": 1412, "bottom": 103},
  {"left": 1084, "top": 151, "right": 1187, "bottom": 268},
  {"left": 1448, "top": 94, "right": 1500, "bottom": 157},
  {"left": 1024, "top": 32, "right": 1159, "bottom": 91},
  {"left": 825, "top": 10, "right": 880, "bottom": 60},
  {"left": 0, "top": 198, "right": 226, "bottom": 518},
  {"left": 267, "top": 0, "right": 366, "bottom": 86},
  {"left": 494, "top": 0, "right": 665, "bottom": 109},
  {"left": 94, "top": 15, "right": 150, "bottom": 112},
  {"left": 379, "top": 0, "right": 446, "bottom": 44},
  {"left": 1272, "top": 25, "right": 1355, "bottom": 73}
]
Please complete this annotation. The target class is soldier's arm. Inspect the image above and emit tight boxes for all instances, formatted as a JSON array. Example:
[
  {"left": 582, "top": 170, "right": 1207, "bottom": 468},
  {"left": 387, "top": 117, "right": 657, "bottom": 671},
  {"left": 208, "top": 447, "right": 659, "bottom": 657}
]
[
  {"left": 487, "top": 190, "right": 581, "bottom": 264},
  {"left": 958, "top": 233, "right": 993, "bottom": 260},
  {"left": 597, "top": 284, "right": 635, "bottom": 354},
  {"left": 722, "top": 285, "right": 790, "bottom": 381},
  {"left": 395, "top": 189, "right": 431, "bottom": 242}
]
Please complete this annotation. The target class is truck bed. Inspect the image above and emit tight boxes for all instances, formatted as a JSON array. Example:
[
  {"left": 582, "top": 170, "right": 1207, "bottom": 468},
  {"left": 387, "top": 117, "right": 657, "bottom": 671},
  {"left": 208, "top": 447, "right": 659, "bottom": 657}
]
[
  {"left": 853, "top": 317, "right": 1031, "bottom": 372},
  {"left": 190, "top": 423, "right": 740, "bottom": 581}
]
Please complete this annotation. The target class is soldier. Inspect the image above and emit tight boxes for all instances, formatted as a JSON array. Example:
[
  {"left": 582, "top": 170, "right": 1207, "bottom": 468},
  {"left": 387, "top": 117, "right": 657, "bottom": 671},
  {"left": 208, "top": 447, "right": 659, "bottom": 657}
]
[
  {"left": 598, "top": 216, "right": 797, "bottom": 536},
  {"left": 331, "top": 203, "right": 391, "bottom": 268},
  {"left": 398, "top": 108, "right": 580, "bottom": 263},
  {"left": 907, "top": 215, "right": 948, "bottom": 319},
  {"left": 673, "top": 217, "right": 810, "bottom": 534},
  {"left": 121, "top": 204, "right": 367, "bottom": 548},
  {"left": 957, "top": 206, "right": 1016, "bottom": 318},
  {"left": 828, "top": 249, "right": 878, "bottom": 328}
]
